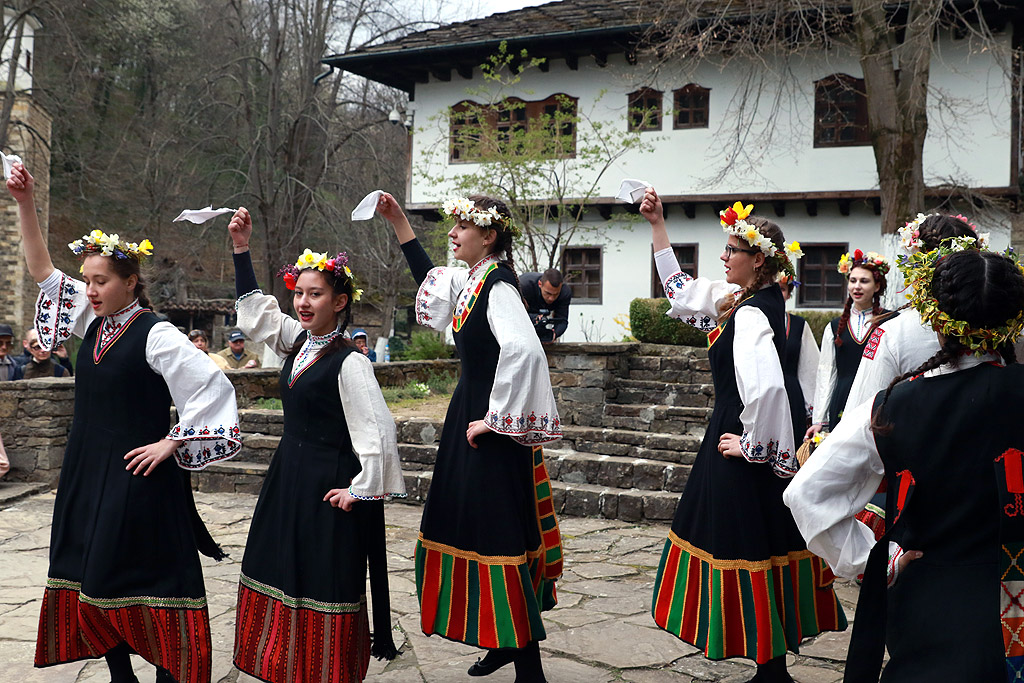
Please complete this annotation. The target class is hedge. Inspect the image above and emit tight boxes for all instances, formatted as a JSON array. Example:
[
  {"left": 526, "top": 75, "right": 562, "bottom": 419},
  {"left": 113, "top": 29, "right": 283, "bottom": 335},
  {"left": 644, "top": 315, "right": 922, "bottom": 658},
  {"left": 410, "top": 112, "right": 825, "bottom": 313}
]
[{"left": 630, "top": 297, "right": 841, "bottom": 347}]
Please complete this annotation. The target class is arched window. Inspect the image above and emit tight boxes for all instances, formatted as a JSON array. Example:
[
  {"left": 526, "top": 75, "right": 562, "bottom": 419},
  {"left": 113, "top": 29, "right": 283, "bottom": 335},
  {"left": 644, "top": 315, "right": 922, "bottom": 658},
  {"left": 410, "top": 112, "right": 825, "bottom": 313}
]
[
  {"left": 672, "top": 84, "right": 710, "bottom": 129},
  {"left": 627, "top": 88, "right": 663, "bottom": 132},
  {"left": 814, "top": 74, "right": 869, "bottom": 147}
]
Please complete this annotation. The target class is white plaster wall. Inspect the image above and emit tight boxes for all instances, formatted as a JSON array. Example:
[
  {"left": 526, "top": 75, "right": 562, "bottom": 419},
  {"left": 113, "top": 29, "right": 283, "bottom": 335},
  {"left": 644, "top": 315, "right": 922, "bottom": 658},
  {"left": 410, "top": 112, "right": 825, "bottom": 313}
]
[
  {"left": 409, "top": 30, "right": 1014, "bottom": 204},
  {"left": 0, "top": 10, "right": 38, "bottom": 93}
]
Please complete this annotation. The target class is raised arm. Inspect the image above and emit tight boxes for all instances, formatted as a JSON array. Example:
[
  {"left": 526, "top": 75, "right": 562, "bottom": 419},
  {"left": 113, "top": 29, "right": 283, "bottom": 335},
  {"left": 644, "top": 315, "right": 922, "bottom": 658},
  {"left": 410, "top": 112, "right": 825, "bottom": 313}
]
[
  {"left": 640, "top": 186, "right": 671, "bottom": 253},
  {"left": 376, "top": 191, "right": 434, "bottom": 284},
  {"left": 228, "top": 207, "right": 259, "bottom": 296},
  {"left": 7, "top": 163, "right": 54, "bottom": 283}
]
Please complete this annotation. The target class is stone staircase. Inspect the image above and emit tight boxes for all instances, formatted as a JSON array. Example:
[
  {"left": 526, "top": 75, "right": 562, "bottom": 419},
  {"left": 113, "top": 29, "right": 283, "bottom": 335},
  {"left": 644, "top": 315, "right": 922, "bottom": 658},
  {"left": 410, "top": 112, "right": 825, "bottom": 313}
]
[{"left": 193, "top": 343, "right": 713, "bottom": 522}]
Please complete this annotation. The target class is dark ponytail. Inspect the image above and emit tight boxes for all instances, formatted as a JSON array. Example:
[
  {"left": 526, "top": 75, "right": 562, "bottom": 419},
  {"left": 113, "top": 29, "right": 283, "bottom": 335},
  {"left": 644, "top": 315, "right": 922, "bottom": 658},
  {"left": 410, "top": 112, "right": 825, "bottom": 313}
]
[{"left": 871, "top": 249, "right": 1024, "bottom": 433}]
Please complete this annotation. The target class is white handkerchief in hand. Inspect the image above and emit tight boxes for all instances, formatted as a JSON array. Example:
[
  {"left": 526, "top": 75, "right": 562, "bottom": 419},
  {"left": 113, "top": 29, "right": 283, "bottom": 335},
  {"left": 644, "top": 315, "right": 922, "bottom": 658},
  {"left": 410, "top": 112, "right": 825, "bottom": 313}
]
[
  {"left": 616, "top": 178, "right": 652, "bottom": 204},
  {"left": 352, "top": 190, "right": 384, "bottom": 220},
  {"left": 1, "top": 152, "right": 22, "bottom": 179},
  {"left": 173, "top": 206, "right": 237, "bottom": 224}
]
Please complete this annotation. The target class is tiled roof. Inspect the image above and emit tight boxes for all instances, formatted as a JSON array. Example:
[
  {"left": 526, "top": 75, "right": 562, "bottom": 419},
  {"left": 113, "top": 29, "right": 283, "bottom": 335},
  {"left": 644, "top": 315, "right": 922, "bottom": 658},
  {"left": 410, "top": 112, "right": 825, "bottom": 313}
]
[{"left": 322, "top": 0, "right": 651, "bottom": 93}]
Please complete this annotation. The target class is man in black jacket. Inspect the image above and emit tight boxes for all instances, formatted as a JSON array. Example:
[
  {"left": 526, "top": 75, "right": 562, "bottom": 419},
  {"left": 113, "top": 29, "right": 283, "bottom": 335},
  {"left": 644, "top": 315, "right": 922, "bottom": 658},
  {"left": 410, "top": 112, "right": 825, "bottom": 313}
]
[{"left": 519, "top": 269, "right": 571, "bottom": 342}]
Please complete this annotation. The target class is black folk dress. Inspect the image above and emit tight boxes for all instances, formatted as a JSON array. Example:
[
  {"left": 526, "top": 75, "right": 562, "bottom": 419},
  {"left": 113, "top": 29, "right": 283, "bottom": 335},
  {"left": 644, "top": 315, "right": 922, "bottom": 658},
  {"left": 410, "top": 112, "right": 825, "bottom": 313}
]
[
  {"left": 823, "top": 312, "right": 895, "bottom": 431},
  {"left": 782, "top": 313, "right": 810, "bottom": 443},
  {"left": 402, "top": 245, "right": 562, "bottom": 650},
  {"left": 234, "top": 344, "right": 374, "bottom": 683},
  {"left": 36, "top": 313, "right": 220, "bottom": 683},
  {"left": 651, "top": 281, "right": 846, "bottom": 664}
]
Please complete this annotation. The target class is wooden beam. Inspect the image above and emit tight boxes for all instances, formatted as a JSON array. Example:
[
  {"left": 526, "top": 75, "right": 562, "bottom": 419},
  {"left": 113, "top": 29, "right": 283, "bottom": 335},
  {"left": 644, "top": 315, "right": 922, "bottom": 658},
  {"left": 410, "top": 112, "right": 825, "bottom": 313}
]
[
  {"left": 683, "top": 203, "right": 696, "bottom": 219},
  {"left": 565, "top": 54, "right": 578, "bottom": 71},
  {"left": 838, "top": 199, "right": 851, "bottom": 216},
  {"left": 871, "top": 198, "right": 881, "bottom": 215},
  {"left": 456, "top": 65, "right": 473, "bottom": 80},
  {"left": 538, "top": 59, "right": 550, "bottom": 73},
  {"left": 597, "top": 205, "right": 612, "bottom": 220},
  {"left": 431, "top": 68, "right": 451, "bottom": 82},
  {"left": 772, "top": 200, "right": 785, "bottom": 217},
  {"left": 625, "top": 50, "right": 638, "bottom": 65},
  {"left": 804, "top": 200, "right": 818, "bottom": 216},
  {"left": 593, "top": 51, "right": 608, "bottom": 67}
]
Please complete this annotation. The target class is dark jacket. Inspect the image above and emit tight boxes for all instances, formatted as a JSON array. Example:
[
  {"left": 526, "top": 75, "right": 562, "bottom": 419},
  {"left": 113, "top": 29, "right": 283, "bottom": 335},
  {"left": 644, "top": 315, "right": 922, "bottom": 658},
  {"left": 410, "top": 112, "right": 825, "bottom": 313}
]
[{"left": 519, "top": 272, "right": 571, "bottom": 342}]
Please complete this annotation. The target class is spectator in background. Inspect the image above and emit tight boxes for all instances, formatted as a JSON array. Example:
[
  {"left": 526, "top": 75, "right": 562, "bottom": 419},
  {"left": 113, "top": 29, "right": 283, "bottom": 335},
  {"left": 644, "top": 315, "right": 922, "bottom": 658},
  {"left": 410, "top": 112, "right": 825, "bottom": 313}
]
[
  {"left": 519, "top": 268, "right": 571, "bottom": 343},
  {"left": 22, "top": 329, "right": 69, "bottom": 379},
  {"left": 0, "top": 324, "right": 22, "bottom": 381},
  {"left": 188, "top": 329, "right": 230, "bottom": 370},
  {"left": 217, "top": 330, "right": 260, "bottom": 368},
  {"left": 0, "top": 429, "right": 8, "bottom": 480},
  {"left": 351, "top": 328, "right": 377, "bottom": 362}
]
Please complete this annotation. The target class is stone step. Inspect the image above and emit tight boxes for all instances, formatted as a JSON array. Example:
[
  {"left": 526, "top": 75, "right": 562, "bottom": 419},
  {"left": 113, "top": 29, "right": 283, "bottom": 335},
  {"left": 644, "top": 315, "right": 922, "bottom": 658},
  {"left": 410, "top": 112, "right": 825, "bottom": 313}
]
[
  {"left": 609, "top": 378, "right": 715, "bottom": 408},
  {"left": 544, "top": 448, "right": 691, "bottom": 492},
  {"left": 624, "top": 354, "right": 712, "bottom": 384},
  {"left": 601, "top": 404, "right": 710, "bottom": 436}
]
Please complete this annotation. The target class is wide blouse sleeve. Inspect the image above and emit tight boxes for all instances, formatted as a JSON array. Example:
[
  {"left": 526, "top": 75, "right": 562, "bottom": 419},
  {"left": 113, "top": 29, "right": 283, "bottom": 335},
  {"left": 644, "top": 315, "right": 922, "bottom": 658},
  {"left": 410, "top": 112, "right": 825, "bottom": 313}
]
[
  {"left": 415, "top": 266, "right": 469, "bottom": 332},
  {"left": 146, "top": 322, "right": 242, "bottom": 470},
  {"left": 483, "top": 281, "right": 562, "bottom": 445},
  {"left": 732, "top": 306, "right": 797, "bottom": 477},
  {"left": 337, "top": 352, "right": 407, "bottom": 500},
  {"left": 235, "top": 290, "right": 304, "bottom": 359},
  {"left": 34, "top": 269, "right": 95, "bottom": 350},
  {"left": 782, "top": 398, "right": 883, "bottom": 579},
  {"left": 654, "top": 247, "right": 739, "bottom": 331},
  {"left": 811, "top": 323, "right": 837, "bottom": 425},
  {"left": 797, "top": 321, "right": 820, "bottom": 418}
]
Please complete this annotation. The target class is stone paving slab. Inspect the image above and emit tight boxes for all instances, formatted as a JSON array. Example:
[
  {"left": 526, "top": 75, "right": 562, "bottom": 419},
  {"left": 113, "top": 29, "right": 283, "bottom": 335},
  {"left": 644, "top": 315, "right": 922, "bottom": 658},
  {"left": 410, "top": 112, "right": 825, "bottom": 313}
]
[{"left": 0, "top": 492, "right": 858, "bottom": 682}]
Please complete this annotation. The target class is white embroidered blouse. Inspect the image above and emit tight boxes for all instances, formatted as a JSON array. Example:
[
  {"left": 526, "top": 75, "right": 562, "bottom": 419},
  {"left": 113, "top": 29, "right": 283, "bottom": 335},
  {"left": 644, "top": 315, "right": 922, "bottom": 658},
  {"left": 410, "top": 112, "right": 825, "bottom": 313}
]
[
  {"left": 34, "top": 270, "right": 242, "bottom": 470},
  {"left": 791, "top": 316, "right": 820, "bottom": 420},
  {"left": 235, "top": 290, "right": 406, "bottom": 500},
  {"left": 812, "top": 307, "right": 875, "bottom": 425},
  {"left": 784, "top": 353, "right": 1000, "bottom": 580},
  {"left": 654, "top": 247, "right": 797, "bottom": 477},
  {"left": 414, "top": 254, "right": 562, "bottom": 446}
]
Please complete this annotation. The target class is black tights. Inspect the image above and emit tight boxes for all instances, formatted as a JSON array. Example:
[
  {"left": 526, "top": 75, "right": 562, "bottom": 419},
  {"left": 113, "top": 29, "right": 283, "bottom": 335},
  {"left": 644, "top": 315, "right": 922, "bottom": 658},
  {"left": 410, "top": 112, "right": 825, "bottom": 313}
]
[
  {"left": 748, "top": 655, "right": 794, "bottom": 683},
  {"left": 512, "top": 640, "right": 545, "bottom": 682},
  {"left": 104, "top": 643, "right": 177, "bottom": 683}
]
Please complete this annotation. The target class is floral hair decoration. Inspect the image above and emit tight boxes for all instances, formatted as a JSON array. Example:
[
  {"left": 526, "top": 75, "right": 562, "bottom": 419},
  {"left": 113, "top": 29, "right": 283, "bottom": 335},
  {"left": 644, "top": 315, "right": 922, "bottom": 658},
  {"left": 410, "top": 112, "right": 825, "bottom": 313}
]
[
  {"left": 899, "top": 236, "right": 1024, "bottom": 355},
  {"left": 897, "top": 212, "right": 989, "bottom": 251},
  {"left": 68, "top": 230, "right": 153, "bottom": 262},
  {"left": 719, "top": 201, "right": 803, "bottom": 278},
  {"left": 442, "top": 196, "right": 522, "bottom": 241},
  {"left": 277, "top": 249, "right": 363, "bottom": 301},
  {"left": 837, "top": 249, "right": 890, "bottom": 276}
]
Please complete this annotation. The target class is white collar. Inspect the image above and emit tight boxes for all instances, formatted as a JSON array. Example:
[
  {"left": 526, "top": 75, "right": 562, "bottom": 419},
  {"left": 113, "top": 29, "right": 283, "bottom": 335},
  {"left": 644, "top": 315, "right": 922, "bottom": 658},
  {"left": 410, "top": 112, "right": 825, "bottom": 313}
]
[
  {"left": 924, "top": 351, "right": 1002, "bottom": 377},
  {"left": 104, "top": 299, "right": 143, "bottom": 327}
]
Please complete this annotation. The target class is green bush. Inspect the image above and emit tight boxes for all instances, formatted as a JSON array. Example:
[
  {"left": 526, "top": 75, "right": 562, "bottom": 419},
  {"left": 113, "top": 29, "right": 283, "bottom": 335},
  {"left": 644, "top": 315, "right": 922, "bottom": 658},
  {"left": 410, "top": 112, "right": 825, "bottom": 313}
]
[
  {"left": 398, "top": 330, "right": 455, "bottom": 361},
  {"left": 629, "top": 298, "right": 710, "bottom": 347},
  {"left": 387, "top": 335, "right": 407, "bottom": 360},
  {"left": 793, "top": 310, "right": 841, "bottom": 346}
]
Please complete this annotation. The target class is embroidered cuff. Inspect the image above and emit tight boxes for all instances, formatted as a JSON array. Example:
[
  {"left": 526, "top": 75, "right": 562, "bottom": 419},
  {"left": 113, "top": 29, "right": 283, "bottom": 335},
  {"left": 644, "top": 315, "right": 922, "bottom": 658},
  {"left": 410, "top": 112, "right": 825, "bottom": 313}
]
[
  {"left": 739, "top": 431, "right": 798, "bottom": 478},
  {"left": 348, "top": 488, "right": 409, "bottom": 501},
  {"left": 484, "top": 410, "right": 562, "bottom": 445},
  {"left": 234, "top": 289, "right": 264, "bottom": 311},
  {"left": 887, "top": 544, "right": 905, "bottom": 588},
  {"left": 167, "top": 423, "right": 242, "bottom": 470},
  {"left": 35, "top": 274, "right": 80, "bottom": 351}
]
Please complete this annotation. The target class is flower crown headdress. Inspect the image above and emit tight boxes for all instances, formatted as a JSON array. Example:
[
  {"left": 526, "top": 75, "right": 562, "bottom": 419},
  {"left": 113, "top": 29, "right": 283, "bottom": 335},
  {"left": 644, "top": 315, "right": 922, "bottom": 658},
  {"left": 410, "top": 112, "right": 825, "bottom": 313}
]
[
  {"left": 897, "top": 212, "right": 989, "bottom": 251},
  {"left": 442, "top": 196, "right": 522, "bottom": 241},
  {"left": 68, "top": 230, "right": 153, "bottom": 262},
  {"left": 277, "top": 249, "right": 363, "bottom": 301},
  {"left": 837, "top": 249, "right": 890, "bottom": 276},
  {"left": 719, "top": 202, "right": 803, "bottom": 278},
  {"left": 898, "top": 236, "right": 1024, "bottom": 355}
]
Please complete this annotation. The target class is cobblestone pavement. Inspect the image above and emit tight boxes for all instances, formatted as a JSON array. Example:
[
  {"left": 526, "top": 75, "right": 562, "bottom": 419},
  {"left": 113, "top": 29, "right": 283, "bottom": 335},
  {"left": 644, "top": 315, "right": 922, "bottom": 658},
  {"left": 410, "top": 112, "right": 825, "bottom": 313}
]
[{"left": 0, "top": 486, "right": 856, "bottom": 682}]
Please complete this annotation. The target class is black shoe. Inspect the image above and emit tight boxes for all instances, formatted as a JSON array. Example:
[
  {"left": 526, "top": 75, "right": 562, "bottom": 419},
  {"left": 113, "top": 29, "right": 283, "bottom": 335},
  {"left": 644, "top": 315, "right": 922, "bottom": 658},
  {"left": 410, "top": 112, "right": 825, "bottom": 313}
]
[
  {"left": 155, "top": 668, "right": 177, "bottom": 683},
  {"left": 468, "top": 648, "right": 518, "bottom": 676}
]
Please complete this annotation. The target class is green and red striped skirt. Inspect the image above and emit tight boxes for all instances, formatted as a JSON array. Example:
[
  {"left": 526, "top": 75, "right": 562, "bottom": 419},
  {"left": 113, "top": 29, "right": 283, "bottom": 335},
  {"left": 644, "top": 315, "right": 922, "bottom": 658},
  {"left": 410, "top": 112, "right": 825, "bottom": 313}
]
[{"left": 652, "top": 532, "right": 847, "bottom": 663}]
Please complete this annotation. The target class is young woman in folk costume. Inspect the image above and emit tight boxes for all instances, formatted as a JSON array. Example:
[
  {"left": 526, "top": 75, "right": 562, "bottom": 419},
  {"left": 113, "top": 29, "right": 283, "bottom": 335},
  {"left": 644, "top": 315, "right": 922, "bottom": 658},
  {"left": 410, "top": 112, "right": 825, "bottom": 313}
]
[
  {"left": 841, "top": 214, "right": 981, "bottom": 414},
  {"left": 226, "top": 208, "right": 406, "bottom": 683},
  {"left": 777, "top": 274, "right": 819, "bottom": 445},
  {"left": 642, "top": 190, "right": 846, "bottom": 683},
  {"left": 376, "top": 192, "right": 562, "bottom": 683},
  {"left": 785, "top": 241, "right": 1024, "bottom": 681},
  {"left": 8, "top": 162, "right": 242, "bottom": 683},
  {"left": 807, "top": 249, "right": 893, "bottom": 436}
]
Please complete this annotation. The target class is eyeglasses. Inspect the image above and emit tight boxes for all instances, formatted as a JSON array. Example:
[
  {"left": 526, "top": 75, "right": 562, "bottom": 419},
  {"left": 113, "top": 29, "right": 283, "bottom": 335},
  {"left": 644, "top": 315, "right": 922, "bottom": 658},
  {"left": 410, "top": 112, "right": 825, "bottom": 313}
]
[
  {"left": 724, "top": 244, "right": 761, "bottom": 259},
  {"left": 29, "top": 343, "right": 41, "bottom": 350}
]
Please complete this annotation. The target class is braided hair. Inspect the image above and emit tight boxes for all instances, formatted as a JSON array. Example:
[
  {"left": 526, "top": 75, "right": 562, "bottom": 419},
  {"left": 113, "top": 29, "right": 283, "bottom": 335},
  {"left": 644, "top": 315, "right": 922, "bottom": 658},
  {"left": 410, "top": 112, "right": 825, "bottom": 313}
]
[
  {"left": 718, "top": 215, "right": 786, "bottom": 316},
  {"left": 467, "top": 194, "right": 522, "bottom": 293},
  {"left": 287, "top": 268, "right": 359, "bottom": 356},
  {"left": 871, "top": 249, "right": 1024, "bottom": 434},
  {"left": 918, "top": 214, "right": 977, "bottom": 252},
  {"left": 834, "top": 263, "right": 887, "bottom": 348}
]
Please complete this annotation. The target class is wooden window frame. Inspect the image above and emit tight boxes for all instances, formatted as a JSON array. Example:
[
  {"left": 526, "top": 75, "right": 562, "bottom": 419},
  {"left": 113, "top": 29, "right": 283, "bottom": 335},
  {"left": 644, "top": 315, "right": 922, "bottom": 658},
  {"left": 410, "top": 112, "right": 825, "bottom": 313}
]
[
  {"left": 449, "top": 94, "right": 578, "bottom": 163},
  {"left": 672, "top": 84, "right": 710, "bottom": 129},
  {"left": 814, "top": 74, "right": 870, "bottom": 148},
  {"left": 797, "top": 243, "right": 849, "bottom": 308},
  {"left": 561, "top": 245, "right": 603, "bottom": 305},
  {"left": 627, "top": 87, "right": 663, "bottom": 132},
  {"left": 651, "top": 243, "right": 698, "bottom": 298}
]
